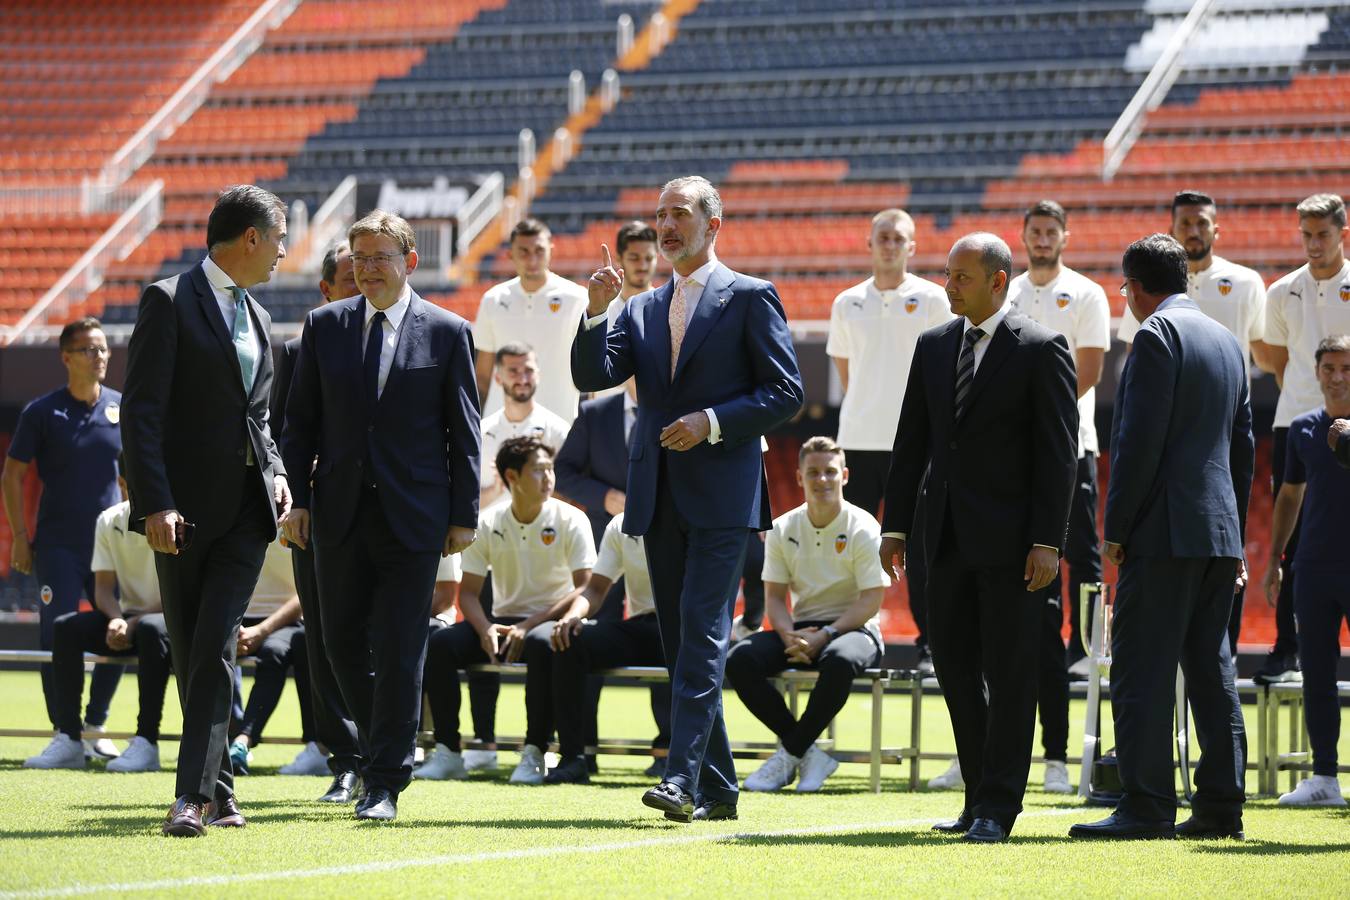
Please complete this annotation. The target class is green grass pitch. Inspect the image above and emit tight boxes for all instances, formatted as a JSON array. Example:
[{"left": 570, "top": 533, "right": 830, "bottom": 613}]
[{"left": 1, "top": 670, "right": 1347, "bottom": 897}]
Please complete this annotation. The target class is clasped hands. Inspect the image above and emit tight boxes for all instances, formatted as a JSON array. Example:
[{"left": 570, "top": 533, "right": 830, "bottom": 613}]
[
  {"left": 479, "top": 622, "right": 529, "bottom": 663},
  {"left": 781, "top": 628, "right": 827, "bottom": 664}
]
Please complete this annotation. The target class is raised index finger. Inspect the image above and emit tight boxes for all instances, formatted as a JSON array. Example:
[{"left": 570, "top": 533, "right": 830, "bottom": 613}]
[{"left": 601, "top": 243, "right": 612, "bottom": 270}]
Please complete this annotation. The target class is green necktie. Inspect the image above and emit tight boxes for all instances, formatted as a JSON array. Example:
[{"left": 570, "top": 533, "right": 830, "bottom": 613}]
[{"left": 230, "top": 286, "right": 258, "bottom": 392}]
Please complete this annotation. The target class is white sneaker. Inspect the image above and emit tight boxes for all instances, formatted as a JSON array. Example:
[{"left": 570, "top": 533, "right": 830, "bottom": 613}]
[
  {"left": 1044, "top": 759, "right": 1073, "bottom": 794},
  {"left": 278, "top": 741, "right": 330, "bottom": 776},
  {"left": 509, "top": 744, "right": 545, "bottom": 785},
  {"left": 106, "top": 736, "right": 160, "bottom": 772},
  {"left": 928, "top": 758, "right": 964, "bottom": 790},
  {"left": 731, "top": 615, "right": 756, "bottom": 642},
  {"left": 83, "top": 723, "right": 119, "bottom": 760},
  {"left": 413, "top": 744, "right": 426, "bottom": 765},
  {"left": 463, "top": 748, "right": 498, "bottom": 772},
  {"left": 24, "top": 733, "right": 86, "bottom": 769},
  {"left": 744, "top": 745, "right": 800, "bottom": 792},
  {"left": 795, "top": 744, "right": 839, "bottom": 792},
  {"left": 415, "top": 743, "right": 469, "bottom": 781},
  {"left": 1278, "top": 775, "right": 1347, "bottom": 807}
]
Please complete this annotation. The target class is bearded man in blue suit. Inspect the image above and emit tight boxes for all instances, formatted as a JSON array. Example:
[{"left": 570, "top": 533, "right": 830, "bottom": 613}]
[{"left": 572, "top": 176, "right": 803, "bottom": 822}]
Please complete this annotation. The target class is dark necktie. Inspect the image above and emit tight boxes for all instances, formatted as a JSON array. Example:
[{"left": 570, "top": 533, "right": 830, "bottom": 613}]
[
  {"left": 364, "top": 310, "right": 386, "bottom": 412},
  {"left": 953, "top": 326, "right": 984, "bottom": 423}
]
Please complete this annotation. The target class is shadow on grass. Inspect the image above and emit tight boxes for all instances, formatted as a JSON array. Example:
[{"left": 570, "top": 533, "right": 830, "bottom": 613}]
[
  {"left": 725, "top": 830, "right": 1077, "bottom": 848},
  {"left": 1191, "top": 839, "right": 1350, "bottom": 855}
]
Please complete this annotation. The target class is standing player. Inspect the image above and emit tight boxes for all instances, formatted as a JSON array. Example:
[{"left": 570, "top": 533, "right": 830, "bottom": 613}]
[
  {"left": 1255, "top": 194, "right": 1350, "bottom": 684},
  {"left": 3, "top": 317, "right": 124, "bottom": 761},
  {"left": 1007, "top": 200, "right": 1109, "bottom": 794},
  {"left": 826, "top": 208, "right": 950, "bottom": 677},
  {"left": 478, "top": 343, "right": 571, "bottom": 510},
  {"left": 474, "top": 219, "right": 589, "bottom": 423}
]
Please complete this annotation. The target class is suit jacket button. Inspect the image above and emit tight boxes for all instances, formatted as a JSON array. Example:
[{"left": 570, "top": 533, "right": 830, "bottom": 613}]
[
  {"left": 237, "top": 448, "right": 245, "bottom": 457},
  {"left": 949, "top": 440, "right": 957, "bottom": 450},
  {"left": 368, "top": 425, "right": 374, "bottom": 433}
]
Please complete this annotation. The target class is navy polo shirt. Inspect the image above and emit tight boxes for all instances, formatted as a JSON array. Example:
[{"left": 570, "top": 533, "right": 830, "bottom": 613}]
[
  {"left": 7, "top": 386, "right": 122, "bottom": 550},
  {"left": 1284, "top": 408, "right": 1350, "bottom": 566}
]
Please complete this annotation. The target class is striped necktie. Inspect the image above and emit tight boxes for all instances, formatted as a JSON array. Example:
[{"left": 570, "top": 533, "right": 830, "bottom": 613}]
[
  {"left": 669, "top": 278, "right": 696, "bottom": 377},
  {"left": 953, "top": 327, "right": 984, "bottom": 423}
]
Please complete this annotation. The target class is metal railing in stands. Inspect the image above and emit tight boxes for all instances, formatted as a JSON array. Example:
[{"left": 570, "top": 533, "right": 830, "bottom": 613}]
[
  {"left": 1102, "top": 0, "right": 1220, "bottom": 181},
  {"left": 2, "top": 181, "right": 164, "bottom": 347},
  {"left": 293, "top": 176, "right": 358, "bottom": 274}
]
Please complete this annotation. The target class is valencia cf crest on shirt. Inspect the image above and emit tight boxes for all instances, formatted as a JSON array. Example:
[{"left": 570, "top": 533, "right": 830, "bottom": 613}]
[
  {"left": 104, "top": 404, "right": 120, "bottom": 424},
  {"left": 541, "top": 527, "right": 557, "bottom": 546},
  {"left": 1055, "top": 292, "right": 1072, "bottom": 310},
  {"left": 904, "top": 297, "right": 919, "bottom": 314},
  {"left": 1217, "top": 278, "right": 1233, "bottom": 297},
  {"left": 40, "top": 585, "right": 53, "bottom": 606},
  {"left": 835, "top": 534, "right": 848, "bottom": 554},
  {"left": 548, "top": 295, "right": 562, "bottom": 313},
  {"left": 1340, "top": 283, "right": 1350, "bottom": 303}
]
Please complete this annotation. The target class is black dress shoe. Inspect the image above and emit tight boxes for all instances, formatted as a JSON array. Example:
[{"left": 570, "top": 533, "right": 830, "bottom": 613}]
[
  {"left": 586, "top": 753, "right": 599, "bottom": 775},
  {"left": 682, "top": 799, "right": 737, "bottom": 822},
  {"left": 1177, "top": 813, "right": 1244, "bottom": 840},
  {"left": 962, "top": 817, "right": 1009, "bottom": 843},
  {"left": 318, "top": 772, "right": 361, "bottom": 804},
  {"left": 642, "top": 781, "right": 694, "bottom": 822},
  {"left": 932, "top": 810, "right": 974, "bottom": 834},
  {"left": 162, "top": 795, "right": 207, "bottom": 838},
  {"left": 205, "top": 795, "right": 246, "bottom": 828},
  {"left": 355, "top": 787, "right": 397, "bottom": 821},
  {"left": 1069, "top": 812, "right": 1175, "bottom": 840},
  {"left": 544, "top": 755, "right": 591, "bottom": 785}
]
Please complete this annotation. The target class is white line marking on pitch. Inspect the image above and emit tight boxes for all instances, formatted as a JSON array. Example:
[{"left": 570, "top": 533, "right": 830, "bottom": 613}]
[{"left": 1, "top": 808, "right": 1084, "bottom": 898}]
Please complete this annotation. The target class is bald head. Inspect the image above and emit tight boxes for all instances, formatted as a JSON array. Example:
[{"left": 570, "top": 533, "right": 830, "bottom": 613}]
[{"left": 945, "top": 232, "right": 1013, "bottom": 325}]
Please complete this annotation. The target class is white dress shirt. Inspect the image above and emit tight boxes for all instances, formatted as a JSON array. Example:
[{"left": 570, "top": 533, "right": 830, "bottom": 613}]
[
  {"left": 963, "top": 301, "right": 1012, "bottom": 374},
  {"left": 364, "top": 283, "right": 411, "bottom": 399}
]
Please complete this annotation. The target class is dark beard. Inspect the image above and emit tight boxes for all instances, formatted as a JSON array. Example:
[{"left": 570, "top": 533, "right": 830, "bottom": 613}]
[{"left": 1185, "top": 242, "right": 1211, "bottom": 262}]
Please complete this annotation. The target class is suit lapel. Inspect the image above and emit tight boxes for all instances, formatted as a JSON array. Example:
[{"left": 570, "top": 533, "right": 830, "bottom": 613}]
[
  {"left": 672, "top": 264, "right": 735, "bottom": 383},
  {"left": 191, "top": 264, "right": 246, "bottom": 395},
  {"left": 932, "top": 319, "right": 963, "bottom": 427},
  {"left": 959, "top": 314, "right": 1020, "bottom": 424},
  {"left": 379, "top": 292, "right": 426, "bottom": 404},
  {"left": 245, "top": 296, "right": 271, "bottom": 402},
  {"left": 645, "top": 280, "right": 675, "bottom": 383}
]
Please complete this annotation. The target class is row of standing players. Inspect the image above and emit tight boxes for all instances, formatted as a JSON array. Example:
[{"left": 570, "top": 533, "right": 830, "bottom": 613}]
[{"left": 7, "top": 182, "right": 1350, "bottom": 833}]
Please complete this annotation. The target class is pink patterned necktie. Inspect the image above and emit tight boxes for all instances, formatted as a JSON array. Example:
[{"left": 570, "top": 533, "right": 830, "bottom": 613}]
[{"left": 669, "top": 277, "right": 695, "bottom": 377}]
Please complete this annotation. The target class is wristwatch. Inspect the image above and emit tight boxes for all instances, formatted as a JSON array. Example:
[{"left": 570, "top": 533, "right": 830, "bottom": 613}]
[{"left": 822, "top": 625, "right": 840, "bottom": 642}]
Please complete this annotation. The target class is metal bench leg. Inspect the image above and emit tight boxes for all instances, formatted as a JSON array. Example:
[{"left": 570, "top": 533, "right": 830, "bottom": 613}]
[
  {"left": 870, "top": 677, "right": 883, "bottom": 794},
  {"left": 909, "top": 677, "right": 923, "bottom": 791}
]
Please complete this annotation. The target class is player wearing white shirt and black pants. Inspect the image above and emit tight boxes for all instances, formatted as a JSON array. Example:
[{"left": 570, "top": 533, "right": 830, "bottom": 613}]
[
  {"left": 727, "top": 438, "right": 889, "bottom": 793},
  {"left": 1254, "top": 193, "right": 1350, "bottom": 683},
  {"left": 1006, "top": 200, "right": 1110, "bottom": 794},
  {"left": 473, "top": 218, "right": 589, "bottom": 424},
  {"left": 544, "top": 513, "right": 671, "bottom": 784},
  {"left": 417, "top": 437, "right": 594, "bottom": 785},
  {"left": 827, "top": 209, "right": 951, "bottom": 670}
]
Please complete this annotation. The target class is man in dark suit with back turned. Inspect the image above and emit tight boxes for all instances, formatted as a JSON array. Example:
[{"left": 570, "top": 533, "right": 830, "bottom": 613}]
[
  {"left": 573, "top": 175, "right": 803, "bottom": 822},
  {"left": 1070, "top": 234, "right": 1252, "bottom": 841},
  {"left": 281, "top": 210, "right": 480, "bottom": 822},
  {"left": 122, "top": 184, "right": 293, "bottom": 837},
  {"left": 270, "top": 240, "right": 364, "bottom": 804},
  {"left": 880, "top": 232, "right": 1078, "bottom": 843}
]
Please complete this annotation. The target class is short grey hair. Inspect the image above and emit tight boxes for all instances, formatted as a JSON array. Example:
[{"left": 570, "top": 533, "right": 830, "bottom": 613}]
[
  {"left": 952, "top": 232, "right": 1013, "bottom": 286},
  {"left": 1297, "top": 193, "right": 1346, "bottom": 229},
  {"left": 661, "top": 175, "right": 723, "bottom": 221},
  {"left": 320, "top": 240, "right": 350, "bottom": 285}
]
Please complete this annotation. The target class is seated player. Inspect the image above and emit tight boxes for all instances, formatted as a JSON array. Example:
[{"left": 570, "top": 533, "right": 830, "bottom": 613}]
[
  {"left": 726, "top": 436, "right": 889, "bottom": 792},
  {"left": 228, "top": 539, "right": 318, "bottom": 775},
  {"left": 416, "top": 436, "right": 594, "bottom": 784},
  {"left": 544, "top": 512, "right": 672, "bottom": 784},
  {"left": 24, "top": 471, "right": 171, "bottom": 772}
]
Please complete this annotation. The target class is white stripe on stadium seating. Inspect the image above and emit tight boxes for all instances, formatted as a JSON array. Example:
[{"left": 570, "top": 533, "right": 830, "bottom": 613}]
[{"left": 2, "top": 809, "right": 1085, "bottom": 897}]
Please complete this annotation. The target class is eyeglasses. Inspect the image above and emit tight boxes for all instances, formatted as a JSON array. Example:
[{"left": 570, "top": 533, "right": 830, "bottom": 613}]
[
  {"left": 67, "top": 346, "right": 111, "bottom": 358},
  {"left": 351, "top": 252, "right": 404, "bottom": 268}
]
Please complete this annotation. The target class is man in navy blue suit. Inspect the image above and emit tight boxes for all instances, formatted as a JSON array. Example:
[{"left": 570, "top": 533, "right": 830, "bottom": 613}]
[
  {"left": 1070, "top": 234, "right": 1253, "bottom": 841},
  {"left": 573, "top": 176, "right": 803, "bottom": 822},
  {"left": 281, "top": 210, "right": 480, "bottom": 822}
]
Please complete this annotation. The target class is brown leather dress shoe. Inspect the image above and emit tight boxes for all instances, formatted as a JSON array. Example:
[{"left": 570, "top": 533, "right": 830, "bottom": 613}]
[
  {"left": 205, "top": 795, "right": 247, "bottom": 828},
  {"left": 163, "top": 795, "right": 207, "bottom": 837}
]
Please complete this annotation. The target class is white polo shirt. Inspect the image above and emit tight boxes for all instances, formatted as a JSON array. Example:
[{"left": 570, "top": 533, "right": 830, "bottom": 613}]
[
  {"left": 480, "top": 404, "right": 572, "bottom": 496},
  {"left": 461, "top": 496, "right": 596, "bottom": 618},
  {"left": 762, "top": 501, "right": 889, "bottom": 626},
  {"left": 1008, "top": 267, "right": 1111, "bottom": 456},
  {"left": 827, "top": 274, "right": 953, "bottom": 451},
  {"left": 592, "top": 513, "right": 654, "bottom": 618},
  {"left": 474, "top": 272, "right": 589, "bottom": 424},
  {"left": 246, "top": 539, "right": 297, "bottom": 619},
  {"left": 1117, "top": 255, "right": 1266, "bottom": 370},
  {"left": 1265, "top": 259, "right": 1350, "bottom": 428},
  {"left": 89, "top": 501, "right": 159, "bottom": 616}
]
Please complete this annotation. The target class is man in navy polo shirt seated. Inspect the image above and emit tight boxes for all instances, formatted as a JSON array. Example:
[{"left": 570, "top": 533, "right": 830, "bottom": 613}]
[{"left": 3, "top": 317, "right": 125, "bottom": 762}]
